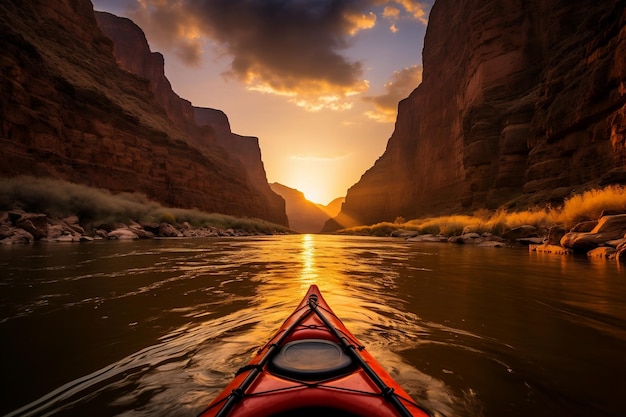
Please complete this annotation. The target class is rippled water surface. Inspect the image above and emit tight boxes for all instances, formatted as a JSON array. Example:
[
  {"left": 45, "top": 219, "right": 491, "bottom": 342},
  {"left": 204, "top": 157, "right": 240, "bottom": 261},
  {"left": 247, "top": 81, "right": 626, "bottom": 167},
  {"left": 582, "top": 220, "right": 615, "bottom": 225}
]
[{"left": 1, "top": 235, "right": 625, "bottom": 417}]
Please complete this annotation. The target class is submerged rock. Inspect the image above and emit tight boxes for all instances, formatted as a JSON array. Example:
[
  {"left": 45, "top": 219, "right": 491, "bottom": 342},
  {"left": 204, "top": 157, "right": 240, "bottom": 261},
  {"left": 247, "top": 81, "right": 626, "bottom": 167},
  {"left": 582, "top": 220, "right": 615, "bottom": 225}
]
[
  {"left": 587, "top": 247, "right": 617, "bottom": 259},
  {"left": 529, "top": 244, "right": 572, "bottom": 255}
]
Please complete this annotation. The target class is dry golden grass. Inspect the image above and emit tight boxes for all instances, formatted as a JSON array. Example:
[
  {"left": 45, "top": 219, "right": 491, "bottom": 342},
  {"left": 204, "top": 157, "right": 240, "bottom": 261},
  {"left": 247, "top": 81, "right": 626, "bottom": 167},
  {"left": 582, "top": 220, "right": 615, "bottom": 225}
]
[
  {"left": 557, "top": 185, "right": 626, "bottom": 227},
  {"left": 340, "top": 185, "right": 626, "bottom": 236}
]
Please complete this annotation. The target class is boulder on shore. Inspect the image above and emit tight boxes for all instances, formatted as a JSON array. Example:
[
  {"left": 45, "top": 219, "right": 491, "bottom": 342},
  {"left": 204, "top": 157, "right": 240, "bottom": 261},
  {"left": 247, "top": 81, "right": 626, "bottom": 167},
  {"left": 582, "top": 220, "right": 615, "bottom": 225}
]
[
  {"left": 108, "top": 228, "right": 139, "bottom": 240},
  {"left": 390, "top": 229, "right": 420, "bottom": 238},
  {"left": 561, "top": 214, "right": 626, "bottom": 252},
  {"left": 158, "top": 222, "right": 180, "bottom": 237},
  {"left": 502, "top": 225, "right": 537, "bottom": 240},
  {"left": 16, "top": 214, "right": 48, "bottom": 240},
  {"left": 0, "top": 228, "right": 34, "bottom": 244}
]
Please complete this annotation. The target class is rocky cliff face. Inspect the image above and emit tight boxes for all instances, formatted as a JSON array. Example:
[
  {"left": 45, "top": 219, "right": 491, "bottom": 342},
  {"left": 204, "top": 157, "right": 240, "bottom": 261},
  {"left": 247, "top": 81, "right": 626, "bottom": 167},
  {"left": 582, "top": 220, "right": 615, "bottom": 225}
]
[
  {"left": 327, "top": 0, "right": 626, "bottom": 231},
  {"left": 94, "top": 12, "right": 197, "bottom": 136},
  {"left": 95, "top": 11, "right": 287, "bottom": 226},
  {"left": 0, "top": 0, "right": 287, "bottom": 226},
  {"left": 193, "top": 107, "right": 286, "bottom": 223}
]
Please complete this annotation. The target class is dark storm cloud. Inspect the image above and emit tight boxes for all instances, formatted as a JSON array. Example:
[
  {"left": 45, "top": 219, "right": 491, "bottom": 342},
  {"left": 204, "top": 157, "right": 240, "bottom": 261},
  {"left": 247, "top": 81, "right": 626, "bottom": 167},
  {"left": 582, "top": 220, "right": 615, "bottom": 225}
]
[
  {"left": 129, "top": 0, "right": 429, "bottom": 109},
  {"left": 188, "top": 0, "right": 366, "bottom": 87}
]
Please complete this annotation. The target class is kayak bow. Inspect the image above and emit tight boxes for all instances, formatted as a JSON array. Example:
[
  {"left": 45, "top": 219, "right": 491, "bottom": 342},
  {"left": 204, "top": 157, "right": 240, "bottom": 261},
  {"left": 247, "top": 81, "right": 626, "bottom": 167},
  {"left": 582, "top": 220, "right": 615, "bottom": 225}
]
[{"left": 198, "top": 285, "right": 432, "bottom": 417}]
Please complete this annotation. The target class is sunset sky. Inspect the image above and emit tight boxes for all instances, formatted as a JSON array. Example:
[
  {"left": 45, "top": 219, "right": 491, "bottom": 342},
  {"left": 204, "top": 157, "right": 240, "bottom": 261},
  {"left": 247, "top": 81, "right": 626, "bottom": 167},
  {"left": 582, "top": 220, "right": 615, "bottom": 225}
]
[{"left": 92, "top": 0, "right": 432, "bottom": 205}]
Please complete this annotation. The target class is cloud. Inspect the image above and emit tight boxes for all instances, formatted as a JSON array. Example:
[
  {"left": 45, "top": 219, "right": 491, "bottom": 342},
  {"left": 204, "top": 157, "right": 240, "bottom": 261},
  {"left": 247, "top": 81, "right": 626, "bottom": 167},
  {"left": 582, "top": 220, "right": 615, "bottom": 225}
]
[
  {"left": 345, "top": 11, "right": 377, "bottom": 35},
  {"left": 381, "top": 1, "right": 429, "bottom": 31},
  {"left": 382, "top": 6, "right": 401, "bottom": 19},
  {"left": 129, "top": 0, "right": 204, "bottom": 66},
  {"left": 394, "top": 0, "right": 429, "bottom": 25},
  {"left": 127, "top": 0, "right": 429, "bottom": 110},
  {"left": 363, "top": 64, "right": 422, "bottom": 122}
]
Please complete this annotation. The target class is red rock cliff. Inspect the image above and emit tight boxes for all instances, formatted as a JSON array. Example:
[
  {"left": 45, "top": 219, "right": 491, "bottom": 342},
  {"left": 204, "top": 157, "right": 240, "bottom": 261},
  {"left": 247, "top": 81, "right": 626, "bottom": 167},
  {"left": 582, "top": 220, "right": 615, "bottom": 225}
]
[
  {"left": 94, "top": 11, "right": 287, "bottom": 226},
  {"left": 94, "top": 12, "right": 197, "bottom": 134},
  {"left": 194, "top": 107, "right": 287, "bottom": 227},
  {"left": 0, "top": 0, "right": 287, "bottom": 226},
  {"left": 327, "top": 0, "right": 626, "bottom": 230}
]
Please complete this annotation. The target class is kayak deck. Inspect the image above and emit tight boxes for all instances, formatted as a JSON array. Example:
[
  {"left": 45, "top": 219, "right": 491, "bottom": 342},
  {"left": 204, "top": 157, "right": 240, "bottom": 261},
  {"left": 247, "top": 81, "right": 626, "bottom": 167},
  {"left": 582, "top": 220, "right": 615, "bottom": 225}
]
[{"left": 197, "top": 285, "right": 432, "bottom": 417}]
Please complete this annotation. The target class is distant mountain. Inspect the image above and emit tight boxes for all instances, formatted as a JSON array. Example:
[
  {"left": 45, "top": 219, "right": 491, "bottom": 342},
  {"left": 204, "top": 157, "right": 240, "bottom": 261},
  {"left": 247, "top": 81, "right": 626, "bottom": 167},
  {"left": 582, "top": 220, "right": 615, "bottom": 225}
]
[
  {"left": 321, "top": 197, "right": 344, "bottom": 219},
  {"left": 270, "top": 183, "right": 344, "bottom": 233}
]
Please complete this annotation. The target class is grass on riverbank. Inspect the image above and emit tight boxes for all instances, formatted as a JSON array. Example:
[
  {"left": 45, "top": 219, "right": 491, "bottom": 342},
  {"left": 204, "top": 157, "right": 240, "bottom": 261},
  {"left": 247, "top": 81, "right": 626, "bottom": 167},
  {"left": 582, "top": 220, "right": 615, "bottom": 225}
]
[
  {"left": 0, "top": 176, "right": 291, "bottom": 234},
  {"left": 339, "top": 185, "right": 626, "bottom": 237}
]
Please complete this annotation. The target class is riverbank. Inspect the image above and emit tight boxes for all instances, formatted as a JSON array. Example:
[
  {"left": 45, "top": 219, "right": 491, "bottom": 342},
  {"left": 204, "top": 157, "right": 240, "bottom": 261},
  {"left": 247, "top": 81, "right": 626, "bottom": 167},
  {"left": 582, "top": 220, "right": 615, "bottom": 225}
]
[
  {"left": 333, "top": 185, "right": 626, "bottom": 262},
  {"left": 0, "top": 209, "right": 292, "bottom": 244},
  {"left": 340, "top": 212, "right": 626, "bottom": 262},
  {"left": 390, "top": 214, "right": 626, "bottom": 260},
  {"left": 0, "top": 177, "right": 293, "bottom": 244}
]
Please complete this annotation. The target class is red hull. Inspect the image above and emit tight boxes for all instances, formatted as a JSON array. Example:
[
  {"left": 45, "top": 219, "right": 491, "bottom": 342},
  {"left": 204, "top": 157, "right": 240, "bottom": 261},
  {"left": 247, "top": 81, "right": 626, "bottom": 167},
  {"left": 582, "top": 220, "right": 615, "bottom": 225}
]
[{"left": 198, "top": 285, "right": 431, "bottom": 417}]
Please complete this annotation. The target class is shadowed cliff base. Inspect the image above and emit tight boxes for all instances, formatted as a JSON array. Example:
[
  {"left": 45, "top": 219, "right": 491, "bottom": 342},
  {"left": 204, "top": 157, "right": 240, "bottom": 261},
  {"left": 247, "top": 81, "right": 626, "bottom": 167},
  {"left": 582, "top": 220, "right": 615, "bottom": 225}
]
[{"left": 0, "top": 177, "right": 292, "bottom": 244}]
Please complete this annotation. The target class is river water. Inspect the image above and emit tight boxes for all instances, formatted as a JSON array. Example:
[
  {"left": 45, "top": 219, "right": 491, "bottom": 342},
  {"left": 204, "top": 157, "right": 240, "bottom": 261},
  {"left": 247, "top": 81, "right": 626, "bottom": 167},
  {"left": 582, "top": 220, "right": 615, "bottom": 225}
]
[{"left": 0, "top": 235, "right": 625, "bottom": 417}]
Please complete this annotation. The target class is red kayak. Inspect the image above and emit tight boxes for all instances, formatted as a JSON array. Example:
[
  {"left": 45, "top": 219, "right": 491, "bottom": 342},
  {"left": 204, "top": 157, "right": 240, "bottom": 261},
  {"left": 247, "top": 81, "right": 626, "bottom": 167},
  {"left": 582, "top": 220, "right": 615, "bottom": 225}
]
[{"left": 197, "top": 285, "right": 432, "bottom": 417}]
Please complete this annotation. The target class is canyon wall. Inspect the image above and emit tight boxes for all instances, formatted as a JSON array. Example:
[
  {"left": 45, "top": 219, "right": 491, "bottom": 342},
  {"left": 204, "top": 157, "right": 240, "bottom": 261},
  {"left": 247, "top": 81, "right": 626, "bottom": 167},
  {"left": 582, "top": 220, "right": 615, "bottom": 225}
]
[
  {"left": 0, "top": 0, "right": 287, "bottom": 226},
  {"left": 95, "top": 11, "right": 287, "bottom": 226},
  {"left": 326, "top": 0, "right": 626, "bottom": 230}
]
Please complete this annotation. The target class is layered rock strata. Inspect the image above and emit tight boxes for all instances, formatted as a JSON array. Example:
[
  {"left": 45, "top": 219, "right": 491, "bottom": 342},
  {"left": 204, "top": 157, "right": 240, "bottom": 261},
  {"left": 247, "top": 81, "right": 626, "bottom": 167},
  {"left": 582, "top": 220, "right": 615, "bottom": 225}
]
[
  {"left": 326, "top": 0, "right": 626, "bottom": 231},
  {"left": 95, "top": 11, "right": 287, "bottom": 227},
  {"left": 0, "top": 0, "right": 287, "bottom": 226}
]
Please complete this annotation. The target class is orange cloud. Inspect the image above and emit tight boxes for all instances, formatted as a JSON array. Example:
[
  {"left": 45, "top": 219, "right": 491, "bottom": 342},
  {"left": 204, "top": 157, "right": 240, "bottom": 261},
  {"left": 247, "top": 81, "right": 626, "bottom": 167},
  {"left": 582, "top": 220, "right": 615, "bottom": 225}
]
[
  {"left": 394, "top": 0, "right": 429, "bottom": 25},
  {"left": 246, "top": 76, "right": 369, "bottom": 112},
  {"left": 345, "top": 11, "right": 377, "bottom": 35},
  {"left": 382, "top": 6, "right": 401, "bottom": 19},
  {"left": 379, "top": 1, "right": 429, "bottom": 31},
  {"left": 363, "top": 64, "right": 423, "bottom": 122}
]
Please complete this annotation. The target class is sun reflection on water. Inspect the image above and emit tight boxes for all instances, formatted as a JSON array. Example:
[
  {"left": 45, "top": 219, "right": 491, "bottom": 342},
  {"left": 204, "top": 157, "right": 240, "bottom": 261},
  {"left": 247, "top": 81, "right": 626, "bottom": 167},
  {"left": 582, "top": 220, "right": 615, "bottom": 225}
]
[{"left": 299, "top": 234, "right": 317, "bottom": 287}]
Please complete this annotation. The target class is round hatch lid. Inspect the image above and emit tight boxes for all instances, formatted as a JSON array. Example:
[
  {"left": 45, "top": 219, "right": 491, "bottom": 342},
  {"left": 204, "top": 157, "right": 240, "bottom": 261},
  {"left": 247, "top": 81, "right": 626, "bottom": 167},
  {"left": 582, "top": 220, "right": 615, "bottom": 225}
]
[{"left": 270, "top": 339, "right": 353, "bottom": 380}]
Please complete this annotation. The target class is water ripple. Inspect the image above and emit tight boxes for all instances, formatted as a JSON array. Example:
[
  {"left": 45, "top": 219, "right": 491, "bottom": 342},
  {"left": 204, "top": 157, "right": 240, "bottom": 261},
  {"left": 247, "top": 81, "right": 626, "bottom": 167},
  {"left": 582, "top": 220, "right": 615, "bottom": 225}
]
[{"left": 3, "top": 236, "right": 625, "bottom": 417}]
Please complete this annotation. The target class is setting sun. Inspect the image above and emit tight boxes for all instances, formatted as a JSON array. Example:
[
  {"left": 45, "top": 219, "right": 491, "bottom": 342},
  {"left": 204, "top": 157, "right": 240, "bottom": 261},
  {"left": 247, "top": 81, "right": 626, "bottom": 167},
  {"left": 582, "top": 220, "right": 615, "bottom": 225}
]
[
  {"left": 293, "top": 183, "right": 326, "bottom": 206},
  {"left": 288, "top": 166, "right": 342, "bottom": 205}
]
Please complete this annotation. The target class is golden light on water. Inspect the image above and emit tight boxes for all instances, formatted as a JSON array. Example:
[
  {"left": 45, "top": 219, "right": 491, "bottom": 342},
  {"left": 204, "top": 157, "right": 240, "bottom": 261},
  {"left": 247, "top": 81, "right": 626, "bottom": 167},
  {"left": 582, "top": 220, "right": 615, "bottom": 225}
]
[
  {"left": 298, "top": 234, "right": 317, "bottom": 287},
  {"left": 251, "top": 235, "right": 357, "bottom": 323}
]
